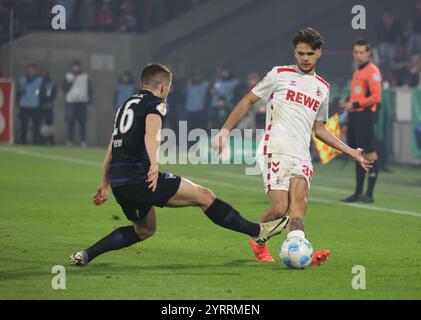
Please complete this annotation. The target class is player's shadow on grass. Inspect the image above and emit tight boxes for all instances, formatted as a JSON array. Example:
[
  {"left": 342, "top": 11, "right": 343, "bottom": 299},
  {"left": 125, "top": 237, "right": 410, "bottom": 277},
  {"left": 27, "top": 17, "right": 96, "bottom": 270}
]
[
  {"left": 0, "top": 259, "right": 288, "bottom": 281},
  {"left": 0, "top": 269, "right": 51, "bottom": 281},
  {"left": 87, "top": 259, "right": 294, "bottom": 276},
  {"left": 77, "top": 259, "right": 260, "bottom": 276}
]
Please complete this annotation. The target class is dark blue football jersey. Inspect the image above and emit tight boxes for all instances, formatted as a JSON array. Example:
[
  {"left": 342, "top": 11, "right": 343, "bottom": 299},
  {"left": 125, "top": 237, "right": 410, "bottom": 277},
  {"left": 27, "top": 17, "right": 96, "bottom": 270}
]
[{"left": 109, "top": 90, "right": 168, "bottom": 187}]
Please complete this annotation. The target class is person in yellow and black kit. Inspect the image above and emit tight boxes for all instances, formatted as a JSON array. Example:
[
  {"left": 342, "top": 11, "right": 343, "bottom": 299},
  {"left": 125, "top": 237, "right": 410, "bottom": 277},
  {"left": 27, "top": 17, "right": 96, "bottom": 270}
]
[{"left": 341, "top": 39, "right": 382, "bottom": 203}]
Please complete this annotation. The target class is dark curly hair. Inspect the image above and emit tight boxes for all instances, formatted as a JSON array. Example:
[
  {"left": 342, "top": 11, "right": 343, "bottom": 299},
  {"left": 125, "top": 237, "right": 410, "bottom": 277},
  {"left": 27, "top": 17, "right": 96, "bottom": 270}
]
[{"left": 293, "top": 27, "right": 325, "bottom": 50}]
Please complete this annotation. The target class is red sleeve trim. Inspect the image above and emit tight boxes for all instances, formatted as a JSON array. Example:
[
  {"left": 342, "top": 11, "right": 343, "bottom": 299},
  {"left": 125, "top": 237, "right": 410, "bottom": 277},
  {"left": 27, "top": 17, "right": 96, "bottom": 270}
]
[{"left": 316, "top": 75, "right": 330, "bottom": 88}]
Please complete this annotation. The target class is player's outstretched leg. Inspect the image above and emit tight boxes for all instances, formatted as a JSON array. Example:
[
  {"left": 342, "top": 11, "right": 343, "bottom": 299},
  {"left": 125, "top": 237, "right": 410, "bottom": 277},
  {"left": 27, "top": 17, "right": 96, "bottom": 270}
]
[
  {"left": 249, "top": 191, "right": 289, "bottom": 262},
  {"left": 69, "top": 207, "right": 157, "bottom": 266},
  {"left": 166, "top": 177, "right": 289, "bottom": 240},
  {"left": 288, "top": 178, "right": 330, "bottom": 267}
]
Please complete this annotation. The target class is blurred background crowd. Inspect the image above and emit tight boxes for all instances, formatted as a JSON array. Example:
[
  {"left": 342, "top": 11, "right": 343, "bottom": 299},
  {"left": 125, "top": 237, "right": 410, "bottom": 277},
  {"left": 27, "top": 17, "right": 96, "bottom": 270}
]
[
  {"left": 1, "top": 0, "right": 420, "bottom": 87},
  {"left": 12, "top": 61, "right": 263, "bottom": 146},
  {"left": 0, "top": 0, "right": 210, "bottom": 40},
  {"left": 1, "top": 0, "right": 421, "bottom": 166}
]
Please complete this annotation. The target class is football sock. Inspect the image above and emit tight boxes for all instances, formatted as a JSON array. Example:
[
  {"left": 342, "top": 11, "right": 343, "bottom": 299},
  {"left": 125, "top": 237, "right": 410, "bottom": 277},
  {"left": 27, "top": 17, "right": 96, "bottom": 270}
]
[
  {"left": 205, "top": 198, "right": 260, "bottom": 237},
  {"left": 85, "top": 226, "right": 141, "bottom": 262},
  {"left": 366, "top": 160, "right": 378, "bottom": 197},
  {"left": 355, "top": 163, "right": 366, "bottom": 195},
  {"left": 287, "top": 230, "right": 305, "bottom": 240}
]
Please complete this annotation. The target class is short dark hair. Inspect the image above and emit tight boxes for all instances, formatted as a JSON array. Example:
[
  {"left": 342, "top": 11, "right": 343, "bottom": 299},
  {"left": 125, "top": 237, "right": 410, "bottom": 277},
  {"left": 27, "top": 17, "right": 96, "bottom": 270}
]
[
  {"left": 353, "top": 39, "right": 371, "bottom": 51},
  {"left": 293, "top": 27, "right": 324, "bottom": 50},
  {"left": 141, "top": 63, "right": 172, "bottom": 89}
]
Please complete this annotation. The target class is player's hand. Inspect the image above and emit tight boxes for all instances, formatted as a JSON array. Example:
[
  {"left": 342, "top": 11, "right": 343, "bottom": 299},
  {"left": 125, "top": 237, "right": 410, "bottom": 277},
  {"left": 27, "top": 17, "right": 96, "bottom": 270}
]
[
  {"left": 212, "top": 129, "right": 229, "bottom": 155},
  {"left": 147, "top": 163, "right": 159, "bottom": 192},
  {"left": 92, "top": 184, "right": 109, "bottom": 206},
  {"left": 351, "top": 148, "right": 373, "bottom": 172}
]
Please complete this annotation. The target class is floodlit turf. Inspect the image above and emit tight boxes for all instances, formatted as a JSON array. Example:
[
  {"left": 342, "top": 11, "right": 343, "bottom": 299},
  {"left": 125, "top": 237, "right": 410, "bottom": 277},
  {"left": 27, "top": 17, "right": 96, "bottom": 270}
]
[{"left": 0, "top": 145, "right": 420, "bottom": 299}]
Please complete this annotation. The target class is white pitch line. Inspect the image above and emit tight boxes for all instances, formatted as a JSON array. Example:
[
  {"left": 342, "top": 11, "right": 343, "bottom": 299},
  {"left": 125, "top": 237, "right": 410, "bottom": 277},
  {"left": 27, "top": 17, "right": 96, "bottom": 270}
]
[
  {"left": 0, "top": 147, "right": 101, "bottom": 167},
  {"left": 2, "top": 147, "right": 421, "bottom": 218},
  {"left": 210, "top": 171, "right": 349, "bottom": 195},
  {"left": 191, "top": 176, "right": 421, "bottom": 218}
]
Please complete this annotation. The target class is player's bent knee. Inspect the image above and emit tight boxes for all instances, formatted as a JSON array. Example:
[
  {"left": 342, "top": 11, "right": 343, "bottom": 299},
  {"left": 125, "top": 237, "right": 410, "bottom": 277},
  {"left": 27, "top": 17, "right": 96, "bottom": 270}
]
[
  {"left": 134, "top": 227, "right": 155, "bottom": 240},
  {"left": 271, "top": 204, "right": 289, "bottom": 218},
  {"left": 196, "top": 186, "right": 216, "bottom": 209}
]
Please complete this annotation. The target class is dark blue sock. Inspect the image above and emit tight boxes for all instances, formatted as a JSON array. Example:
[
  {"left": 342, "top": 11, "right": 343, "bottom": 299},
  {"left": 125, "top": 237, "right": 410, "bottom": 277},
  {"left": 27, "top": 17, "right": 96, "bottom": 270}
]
[
  {"left": 85, "top": 226, "right": 141, "bottom": 262},
  {"left": 205, "top": 198, "right": 260, "bottom": 237}
]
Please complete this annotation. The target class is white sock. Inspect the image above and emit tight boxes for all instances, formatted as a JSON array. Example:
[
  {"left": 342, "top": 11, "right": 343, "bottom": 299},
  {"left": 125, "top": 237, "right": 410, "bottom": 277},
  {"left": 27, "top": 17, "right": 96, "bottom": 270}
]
[{"left": 287, "top": 230, "right": 305, "bottom": 240}]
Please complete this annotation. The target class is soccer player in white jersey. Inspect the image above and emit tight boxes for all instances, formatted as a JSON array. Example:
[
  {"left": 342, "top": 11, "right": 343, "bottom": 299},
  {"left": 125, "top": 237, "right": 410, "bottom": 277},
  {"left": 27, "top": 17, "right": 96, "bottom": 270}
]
[{"left": 212, "top": 27, "right": 373, "bottom": 264}]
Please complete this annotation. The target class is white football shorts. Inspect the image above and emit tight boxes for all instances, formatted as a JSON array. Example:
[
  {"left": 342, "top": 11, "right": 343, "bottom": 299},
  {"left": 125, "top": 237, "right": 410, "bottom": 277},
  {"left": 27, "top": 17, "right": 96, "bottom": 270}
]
[{"left": 262, "top": 153, "right": 313, "bottom": 193}]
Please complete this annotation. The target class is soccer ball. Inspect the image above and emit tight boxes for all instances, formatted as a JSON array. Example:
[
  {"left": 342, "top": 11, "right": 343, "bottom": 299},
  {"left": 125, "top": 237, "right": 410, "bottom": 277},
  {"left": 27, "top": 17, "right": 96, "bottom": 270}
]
[{"left": 279, "top": 237, "right": 313, "bottom": 269}]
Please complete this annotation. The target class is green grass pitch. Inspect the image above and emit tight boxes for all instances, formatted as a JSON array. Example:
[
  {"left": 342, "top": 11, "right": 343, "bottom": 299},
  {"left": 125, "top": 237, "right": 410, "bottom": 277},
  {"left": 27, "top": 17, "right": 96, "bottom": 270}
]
[{"left": 0, "top": 145, "right": 420, "bottom": 299}]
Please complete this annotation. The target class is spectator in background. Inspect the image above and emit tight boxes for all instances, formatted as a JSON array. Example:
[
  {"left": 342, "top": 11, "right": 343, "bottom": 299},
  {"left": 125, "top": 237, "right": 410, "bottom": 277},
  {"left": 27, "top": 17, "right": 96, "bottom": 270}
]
[
  {"left": 118, "top": 0, "right": 136, "bottom": 33},
  {"left": 407, "top": 0, "right": 421, "bottom": 58},
  {"left": 166, "top": 71, "right": 184, "bottom": 132},
  {"left": 406, "top": 54, "right": 421, "bottom": 88},
  {"left": 376, "top": 7, "right": 403, "bottom": 80},
  {"left": 235, "top": 73, "right": 260, "bottom": 131},
  {"left": 210, "top": 67, "right": 239, "bottom": 110},
  {"left": 35, "top": 0, "right": 58, "bottom": 30},
  {"left": 93, "top": 1, "right": 115, "bottom": 31},
  {"left": 184, "top": 73, "right": 209, "bottom": 131},
  {"left": 391, "top": 47, "right": 410, "bottom": 86},
  {"left": 135, "top": 0, "right": 152, "bottom": 33},
  {"left": 70, "top": 0, "right": 84, "bottom": 30},
  {"left": 40, "top": 68, "right": 57, "bottom": 145},
  {"left": 17, "top": 64, "right": 43, "bottom": 144},
  {"left": 63, "top": 60, "right": 92, "bottom": 147},
  {"left": 13, "top": 0, "right": 38, "bottom": 35},
  {"left": 113, "top": 71, "right": 136, "bottom": 110},
  {"left": 209, "top": 96, "right": 229, "bottom": 130}
]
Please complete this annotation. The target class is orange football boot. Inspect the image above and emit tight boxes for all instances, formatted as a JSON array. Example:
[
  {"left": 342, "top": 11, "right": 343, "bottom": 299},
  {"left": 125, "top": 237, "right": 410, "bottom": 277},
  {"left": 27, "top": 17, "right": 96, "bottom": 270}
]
[
  {"left": 249, "top": 239, "right": 275, "bottom": 262},
  {"left": 311, "top": 249, "right": 331, "bottom": 266}
]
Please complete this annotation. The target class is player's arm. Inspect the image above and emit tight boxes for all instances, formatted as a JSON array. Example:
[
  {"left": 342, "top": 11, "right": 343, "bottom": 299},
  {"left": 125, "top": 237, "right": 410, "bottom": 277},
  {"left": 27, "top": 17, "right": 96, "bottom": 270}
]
[
  {"left": 212, "top": 91, "right": 261, "bottom": 154},
  {"left": 145, "top": 114, "right": 162, "bottom": 192},
  {"left": 93, "top": 137, "right": 113, "bottom": 206},
  {"left": 223, "top": 91, "right": 261, "bottom": 131},
  {"left": 313, "top": 121, "right": 373, "bottom": 171}
]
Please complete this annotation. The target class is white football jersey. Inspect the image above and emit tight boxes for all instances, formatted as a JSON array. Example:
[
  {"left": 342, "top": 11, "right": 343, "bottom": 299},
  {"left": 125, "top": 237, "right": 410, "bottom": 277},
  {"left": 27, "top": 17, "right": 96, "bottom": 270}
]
[{"left": 252, "top": 65, "right": 330, "bottom": 161}]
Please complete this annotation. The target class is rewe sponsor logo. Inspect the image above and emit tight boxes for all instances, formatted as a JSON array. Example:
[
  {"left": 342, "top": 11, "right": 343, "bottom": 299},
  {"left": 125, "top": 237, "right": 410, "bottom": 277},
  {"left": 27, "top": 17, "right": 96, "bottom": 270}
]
[{"left": 285, "top": 90, "right": 320, "bottom": 112}]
